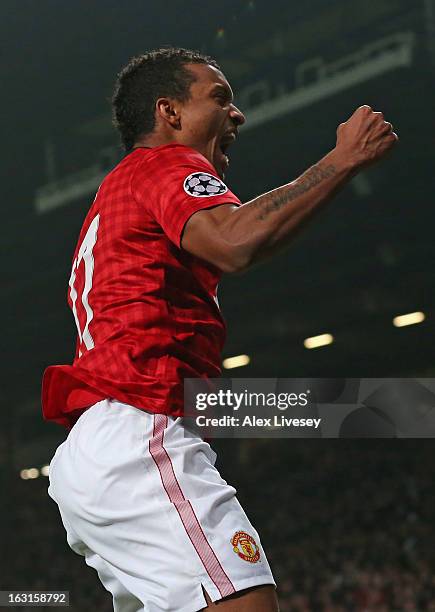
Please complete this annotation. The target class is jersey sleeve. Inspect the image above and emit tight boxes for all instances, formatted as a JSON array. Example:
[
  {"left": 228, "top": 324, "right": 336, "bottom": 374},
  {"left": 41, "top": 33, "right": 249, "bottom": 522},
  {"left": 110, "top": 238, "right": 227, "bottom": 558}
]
[{"left": 131, "top": 144, "right": 242, "bottom": 248}]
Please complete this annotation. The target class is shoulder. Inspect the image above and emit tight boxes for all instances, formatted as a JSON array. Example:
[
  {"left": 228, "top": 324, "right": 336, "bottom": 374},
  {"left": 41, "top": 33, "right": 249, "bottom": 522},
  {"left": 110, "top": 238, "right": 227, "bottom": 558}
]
[
  {"left": 134, "top": 144, "right": 215, "bottom": 177},
  {"left": 131, "top": 144, "right": 225, "bottom": 202}
]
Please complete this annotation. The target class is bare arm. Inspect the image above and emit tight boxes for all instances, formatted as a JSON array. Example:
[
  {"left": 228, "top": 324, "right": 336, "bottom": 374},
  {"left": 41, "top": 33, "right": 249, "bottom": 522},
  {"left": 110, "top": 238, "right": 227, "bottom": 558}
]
[{"left": 181, "top": 105, "right": 398, "bottom": 273}]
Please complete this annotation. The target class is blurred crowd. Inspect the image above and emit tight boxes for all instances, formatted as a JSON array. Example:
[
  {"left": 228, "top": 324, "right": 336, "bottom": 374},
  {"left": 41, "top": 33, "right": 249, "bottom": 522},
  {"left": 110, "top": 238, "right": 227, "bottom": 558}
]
[
  {"left": 3, "top": 438, "right": 435, "bottom": 611},
  {"left": 237, "top": 439, "right": 435, "bottom": 611}
]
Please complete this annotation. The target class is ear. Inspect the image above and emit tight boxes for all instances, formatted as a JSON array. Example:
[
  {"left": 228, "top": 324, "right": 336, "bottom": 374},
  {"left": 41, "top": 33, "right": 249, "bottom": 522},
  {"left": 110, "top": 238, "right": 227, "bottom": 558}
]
[{"left": 155, "top": 97, "right": 181, "bottom": 129}]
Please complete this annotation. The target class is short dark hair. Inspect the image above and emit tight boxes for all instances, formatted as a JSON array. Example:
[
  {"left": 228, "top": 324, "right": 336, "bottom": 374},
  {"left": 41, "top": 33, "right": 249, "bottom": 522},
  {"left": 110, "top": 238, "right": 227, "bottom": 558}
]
[{"left": 112, "top": 47, "right": 220, "bottom": 151}]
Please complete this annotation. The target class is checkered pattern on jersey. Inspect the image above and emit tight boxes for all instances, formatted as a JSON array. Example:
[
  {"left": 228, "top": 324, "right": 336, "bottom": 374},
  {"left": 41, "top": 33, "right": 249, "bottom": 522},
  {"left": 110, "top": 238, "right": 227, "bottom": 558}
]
[{"left": 42, "top": 145, "right": 241, "bottom": 427}]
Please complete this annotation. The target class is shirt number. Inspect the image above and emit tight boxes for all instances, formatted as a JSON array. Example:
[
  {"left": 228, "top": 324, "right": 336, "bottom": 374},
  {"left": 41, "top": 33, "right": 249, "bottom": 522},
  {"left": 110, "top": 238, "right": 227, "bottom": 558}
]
[{"left": 69, "top": 214, "right": 100, "bottom": 356}]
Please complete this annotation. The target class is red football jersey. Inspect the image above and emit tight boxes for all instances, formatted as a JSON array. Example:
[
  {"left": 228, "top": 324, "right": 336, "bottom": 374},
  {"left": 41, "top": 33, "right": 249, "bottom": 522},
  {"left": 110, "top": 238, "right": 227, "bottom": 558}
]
[{"left": 42, "top": 144, "right": 241, "bottom": 427}]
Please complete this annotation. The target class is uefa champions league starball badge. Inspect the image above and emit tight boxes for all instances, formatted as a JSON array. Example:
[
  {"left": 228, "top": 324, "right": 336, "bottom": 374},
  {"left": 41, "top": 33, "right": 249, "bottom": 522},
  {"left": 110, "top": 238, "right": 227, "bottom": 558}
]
[{"left": 183, "top": 172, "right": 228, "bottom": 197}]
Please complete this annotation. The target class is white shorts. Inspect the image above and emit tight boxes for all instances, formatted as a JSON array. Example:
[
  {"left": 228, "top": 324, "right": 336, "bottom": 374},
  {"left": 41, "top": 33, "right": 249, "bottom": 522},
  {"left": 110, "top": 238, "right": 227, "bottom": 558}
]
[{"left": 48, "top": 399, "right": 275, "bottom": 612}]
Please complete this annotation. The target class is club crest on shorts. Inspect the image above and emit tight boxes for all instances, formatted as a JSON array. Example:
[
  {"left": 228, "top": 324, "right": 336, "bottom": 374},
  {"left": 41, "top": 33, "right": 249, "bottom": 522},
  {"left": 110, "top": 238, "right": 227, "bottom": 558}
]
[
  {"left": 231, "top": 531, "right": 260, "bottom": 563},
  {"left": 183, "top": 172, "right": 228, "bottom": 197}
]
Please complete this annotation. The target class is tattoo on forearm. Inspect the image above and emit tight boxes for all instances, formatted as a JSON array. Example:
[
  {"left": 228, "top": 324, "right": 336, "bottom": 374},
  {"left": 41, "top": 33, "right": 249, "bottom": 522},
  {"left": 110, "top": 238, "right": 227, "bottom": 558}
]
[{"left": 255, "top": 164, "right": 336, "bottom": 220}]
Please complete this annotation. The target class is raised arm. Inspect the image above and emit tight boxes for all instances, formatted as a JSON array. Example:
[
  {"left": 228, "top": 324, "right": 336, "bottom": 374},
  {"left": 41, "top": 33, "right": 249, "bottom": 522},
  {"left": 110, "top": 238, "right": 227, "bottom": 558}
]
[{"left": 181, "top": 105, "right": 398, "bottom": 273}]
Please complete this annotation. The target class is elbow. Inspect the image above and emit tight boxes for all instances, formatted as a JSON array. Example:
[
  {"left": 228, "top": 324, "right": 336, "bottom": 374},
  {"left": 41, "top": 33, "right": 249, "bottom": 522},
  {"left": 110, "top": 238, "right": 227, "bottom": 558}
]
[{"left": 220, "top": 246, "right": 253, "bottom": 275}]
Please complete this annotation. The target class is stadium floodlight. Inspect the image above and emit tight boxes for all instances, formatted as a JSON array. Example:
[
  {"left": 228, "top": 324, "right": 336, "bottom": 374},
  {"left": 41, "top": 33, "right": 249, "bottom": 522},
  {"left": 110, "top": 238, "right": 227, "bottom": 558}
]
[
  {"left": 304, "top": 333, "right": 334, "bottom": 349},
  {"left": 41, "top": 465, "right": 50, "bottom": 477},
  {"left": 223, "top": 354, "right": 250, "bottom": 369},
  {"left": 20, "top": 468, "right": 40, "bottom": 480},
  {"left": 393, "top": 311, "right": 425, "bottom": 327}
]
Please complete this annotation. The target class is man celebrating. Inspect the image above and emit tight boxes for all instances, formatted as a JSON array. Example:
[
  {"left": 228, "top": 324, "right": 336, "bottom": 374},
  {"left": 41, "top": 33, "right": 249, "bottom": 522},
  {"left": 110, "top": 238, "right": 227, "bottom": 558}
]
[{"left": 43, "top": 48, "right": 397, "bottom": 612}]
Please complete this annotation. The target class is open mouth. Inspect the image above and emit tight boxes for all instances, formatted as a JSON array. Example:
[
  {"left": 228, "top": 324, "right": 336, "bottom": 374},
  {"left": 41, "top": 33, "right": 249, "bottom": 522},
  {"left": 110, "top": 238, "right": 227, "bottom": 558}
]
[
  {"left": 219, "top": 143, "right": 230, "bottom": 166},
  {"left": 218, "top": 132, "right": 237, "bottom": 166}
]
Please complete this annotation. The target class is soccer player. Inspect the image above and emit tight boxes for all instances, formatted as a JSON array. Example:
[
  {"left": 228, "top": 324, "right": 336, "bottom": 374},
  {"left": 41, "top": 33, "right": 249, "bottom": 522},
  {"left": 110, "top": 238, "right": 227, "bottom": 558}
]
[{"left": 43, "top": 48, "right": 398, "bottom": 611}]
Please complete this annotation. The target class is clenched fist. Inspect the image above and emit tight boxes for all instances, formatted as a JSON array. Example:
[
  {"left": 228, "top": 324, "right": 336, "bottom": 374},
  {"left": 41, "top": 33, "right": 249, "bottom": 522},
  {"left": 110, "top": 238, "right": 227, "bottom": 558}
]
[{"left": 336, "top": 105, "right": 398, "bottom": 170}]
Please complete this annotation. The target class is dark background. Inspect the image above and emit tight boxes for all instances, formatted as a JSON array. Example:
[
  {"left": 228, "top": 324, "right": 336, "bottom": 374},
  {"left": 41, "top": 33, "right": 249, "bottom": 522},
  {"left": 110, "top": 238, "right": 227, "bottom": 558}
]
[{"left": 1, "top": 1, "right": 435, "bottom": 610}]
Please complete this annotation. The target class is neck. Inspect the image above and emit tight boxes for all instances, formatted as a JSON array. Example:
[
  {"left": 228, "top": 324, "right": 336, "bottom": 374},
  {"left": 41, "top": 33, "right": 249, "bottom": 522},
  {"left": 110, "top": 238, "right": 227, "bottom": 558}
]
[{"left": 134, "top": 132, "right": 178, "bottom": 149}]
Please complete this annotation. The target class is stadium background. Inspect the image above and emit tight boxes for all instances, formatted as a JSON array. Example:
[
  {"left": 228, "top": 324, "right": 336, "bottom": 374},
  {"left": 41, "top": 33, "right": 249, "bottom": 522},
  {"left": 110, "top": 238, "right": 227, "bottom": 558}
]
[{"left": 2, "top": 0, "right": 435, "bottom": 609}]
